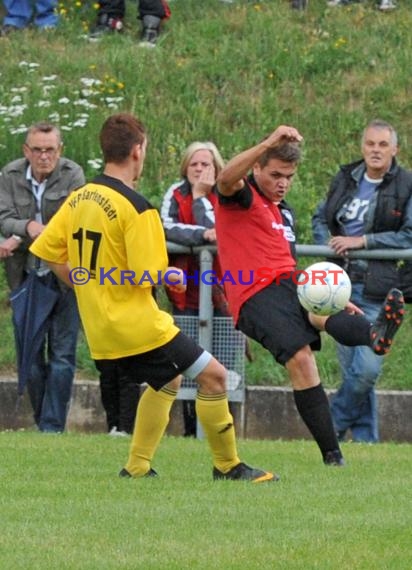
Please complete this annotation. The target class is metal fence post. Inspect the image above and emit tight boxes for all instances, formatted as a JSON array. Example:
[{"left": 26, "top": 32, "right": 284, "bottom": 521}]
[
  {"left": 198, "top": 249, "right": 214, "bottom": 352},
  {"left": 195, "top": 249, "right": 214, "bottom": 438}
]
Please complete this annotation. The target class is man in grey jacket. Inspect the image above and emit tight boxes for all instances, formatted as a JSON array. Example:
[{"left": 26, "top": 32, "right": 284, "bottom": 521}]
[
  {"left": 0, "top": 122, "right": 85, "bottom": 432},
  {"left": 312, "top": 119, "right": 412, "bottom": 443}
]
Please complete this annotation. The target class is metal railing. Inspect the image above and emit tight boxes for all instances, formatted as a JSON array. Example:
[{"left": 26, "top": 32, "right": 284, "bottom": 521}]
[
  {"left": 166, "top": 242, "right": 412, "bottom": 344},
  {"left": 166, "top": 242, "right": 412, "bottom": 437}
]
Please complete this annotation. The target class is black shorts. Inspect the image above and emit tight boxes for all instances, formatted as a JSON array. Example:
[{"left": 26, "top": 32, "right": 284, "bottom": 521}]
[
  {"left": 237, "top": 278, "right": 321, "bottom": 366},
  {"left": 94, "top": 332, "right": 211, "bottom": 391}
]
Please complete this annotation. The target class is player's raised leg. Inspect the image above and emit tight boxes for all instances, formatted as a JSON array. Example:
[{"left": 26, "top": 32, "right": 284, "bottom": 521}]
[
  {"left": 369, "top": 288, "right": 405, "bottom": 354},
  {"left": 321, "top": 288, "right": 405, "bottom": 354}
]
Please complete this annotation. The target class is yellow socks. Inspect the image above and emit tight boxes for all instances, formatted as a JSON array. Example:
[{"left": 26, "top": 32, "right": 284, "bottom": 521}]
[
  {"left": 196, "top": 392, "right": 240, "bottom": 474},
  {"left": 124, "top": 387, "right": 239, "bottom": 477},
  {"left": 125, "top": 385, "right": 177, "bottom": 477}
]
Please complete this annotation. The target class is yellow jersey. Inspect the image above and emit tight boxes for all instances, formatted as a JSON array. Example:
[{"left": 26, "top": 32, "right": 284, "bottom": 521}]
[{"left": 30, "top": 174, "right": 179, "bottom": 359}]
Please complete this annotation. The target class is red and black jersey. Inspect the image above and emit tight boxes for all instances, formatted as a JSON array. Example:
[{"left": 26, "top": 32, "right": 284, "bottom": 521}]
[{"left": 215, "top": 175, "right": 296, "bottom": 323}]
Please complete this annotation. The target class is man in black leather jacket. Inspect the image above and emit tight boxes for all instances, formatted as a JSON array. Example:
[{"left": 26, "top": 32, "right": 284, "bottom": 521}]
[{"left": 312, "top": 119, "right": 412, "bottom": 442}]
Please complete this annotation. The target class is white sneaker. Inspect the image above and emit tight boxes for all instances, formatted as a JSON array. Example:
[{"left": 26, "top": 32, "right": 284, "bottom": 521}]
[
  {"left": 109, "top": 427, "right": 129, "bottom": 437},
  {"left": 379, "top": 0, "right": 396, "bottom": 9}
]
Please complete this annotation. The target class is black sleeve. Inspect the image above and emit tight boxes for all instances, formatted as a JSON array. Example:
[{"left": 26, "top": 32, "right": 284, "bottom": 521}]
[{"left": 217, "top": 183, "right": 253, "bottom": 209}]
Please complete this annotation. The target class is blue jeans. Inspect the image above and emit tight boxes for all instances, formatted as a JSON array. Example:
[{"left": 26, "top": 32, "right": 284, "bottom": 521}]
[
  {"left": 330, "top": 283, "right": 383, "bottom": 443},
  {"left": 3, "top": 0, "right": 59, "bottom": 28},
  {"left": 26, "top": 284, "right": 79, "bottom": 432}
]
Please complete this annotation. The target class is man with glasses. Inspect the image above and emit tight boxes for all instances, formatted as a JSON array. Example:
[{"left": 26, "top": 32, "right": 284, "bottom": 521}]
[{"left": 0, "top": 122, "right": 85, "bottom": 432}]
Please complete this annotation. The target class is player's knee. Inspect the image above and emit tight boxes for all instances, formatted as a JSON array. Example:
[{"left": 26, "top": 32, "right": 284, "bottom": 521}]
[
  {"left": 286, "top": 346, "right": 320, "bottom": 389},
  {"left": 196, "top": 358, "right": 227, "bottom": 394},
  {"left": 290, "top": 346, "right": 314, "bottom": 369},
  {"left": 165, "top": 375, "right": 182, "bottom": 391},
  {"left": 308, "top": 313, "right": 328, "bottom": 331}
]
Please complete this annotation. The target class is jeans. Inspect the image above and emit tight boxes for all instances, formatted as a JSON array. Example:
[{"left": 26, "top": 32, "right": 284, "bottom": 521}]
[
  {"left": 3, "top": 0, "right": 59, "bottom": 28},
  {"left": 26, "top": 284, "right": 79, "bottom": 432},
  {"left": 330, "top": 283, "right": 383, "bottom": 443}
]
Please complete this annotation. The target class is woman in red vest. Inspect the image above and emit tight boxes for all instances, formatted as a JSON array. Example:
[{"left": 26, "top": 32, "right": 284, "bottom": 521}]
[{"left": 161, "top": 142, "right": 240, "bottom": 436}]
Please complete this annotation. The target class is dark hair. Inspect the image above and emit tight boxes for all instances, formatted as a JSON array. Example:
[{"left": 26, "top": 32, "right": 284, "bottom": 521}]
[
  {"left": 99, "top": 113, "right": 146, "bottom": 163},
  {"left": 257, "top": 142, "right": 302, "bottom": 168}
]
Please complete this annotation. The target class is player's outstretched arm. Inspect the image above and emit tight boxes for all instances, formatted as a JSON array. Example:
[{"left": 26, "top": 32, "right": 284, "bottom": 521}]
[{"left": 217, "top": 125, "right": 303, "bottom": 197}]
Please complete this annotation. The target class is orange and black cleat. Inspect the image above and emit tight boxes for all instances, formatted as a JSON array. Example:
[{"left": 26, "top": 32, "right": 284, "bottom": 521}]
[
  {"left": 119, "top": 468, "right": 158, "bottom": 478},
  {"left": 213, "top": 462, "right": 279, "bottom": 483},
  {"left": 370, "top": 288, "right": 405, "bottom": 355}
]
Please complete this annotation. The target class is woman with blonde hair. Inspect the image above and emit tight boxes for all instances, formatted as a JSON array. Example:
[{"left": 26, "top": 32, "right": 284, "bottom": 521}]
[{"left": 161, "top": 141, "right": 237, "bottom": 436}]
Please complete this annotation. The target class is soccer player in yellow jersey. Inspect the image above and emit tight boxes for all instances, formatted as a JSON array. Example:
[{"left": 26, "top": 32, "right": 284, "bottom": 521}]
[{"left": 30, "top": 113, "right": 277, "bottom": 482}]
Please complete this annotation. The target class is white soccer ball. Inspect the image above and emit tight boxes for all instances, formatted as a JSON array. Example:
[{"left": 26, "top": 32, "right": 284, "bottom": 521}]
[{"left": 296, "top": 261, "right": 352, "bottom": 316}]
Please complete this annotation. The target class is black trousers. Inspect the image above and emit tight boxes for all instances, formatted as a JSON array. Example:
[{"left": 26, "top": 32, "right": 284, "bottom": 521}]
[
  {"left": 95, "top": 359, "right": 140, "bottom": 433},
  {"left": 97, "top": 0, "right": 167, "bottom": 20}
]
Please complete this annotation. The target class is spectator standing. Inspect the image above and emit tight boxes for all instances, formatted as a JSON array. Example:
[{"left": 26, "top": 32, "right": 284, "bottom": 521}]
[
  {"left": 30, "top": 112, "right": 277, "bottom": 482},
  {"left": 0, "top": 0, "right": 58, "bottom": 34},
  {"left": 89, "top": 0, "right": 171, "bottom": 46},
  {"left": 215, "top": 124, "right": 405, "bottom": 466},
  {"left": 312, "top": 119, "right": 412, "bottom": 442},
  {"left": 0, "top": 122, "right": 84, "bottom": 432}
]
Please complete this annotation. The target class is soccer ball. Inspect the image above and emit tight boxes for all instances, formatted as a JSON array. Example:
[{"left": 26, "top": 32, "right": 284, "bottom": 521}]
[{"left": 296, "top": 261, "right": 352, "bottom": 316}]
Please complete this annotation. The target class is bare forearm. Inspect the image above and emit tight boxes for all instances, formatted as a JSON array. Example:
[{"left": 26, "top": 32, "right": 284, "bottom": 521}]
[
  {"left": 217, "top": 125, "right": 303, "bottom": 196},
  {"left": 217, "top": 143, "right": 265, "bottom": 196}
]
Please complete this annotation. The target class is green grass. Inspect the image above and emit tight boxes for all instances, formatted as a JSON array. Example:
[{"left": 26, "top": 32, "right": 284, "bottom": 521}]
[
  {"left": 1, "top": 432, "right": 411, "bottom": 569},
  {"left": 1, "top": 0, "right": 412, "bottom": 387}
]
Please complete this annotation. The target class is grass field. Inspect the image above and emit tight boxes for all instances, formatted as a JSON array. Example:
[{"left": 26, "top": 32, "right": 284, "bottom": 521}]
[{"left": 1, "top": 432, "right": 411, "bottom": 569}]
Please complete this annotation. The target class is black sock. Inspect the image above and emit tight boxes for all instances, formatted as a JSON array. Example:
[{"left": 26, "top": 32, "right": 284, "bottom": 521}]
[
  {"left": 293, "top": 384, "right": 341, "bottom": 459},
  {"left": 325, "top": 311, "right": 371, "bottom": 346}
]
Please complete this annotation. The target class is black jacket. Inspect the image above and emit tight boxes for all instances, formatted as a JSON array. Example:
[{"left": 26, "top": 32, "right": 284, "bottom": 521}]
[{"left": 318, "top": 158, "right": 412, "bottom": 300}]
